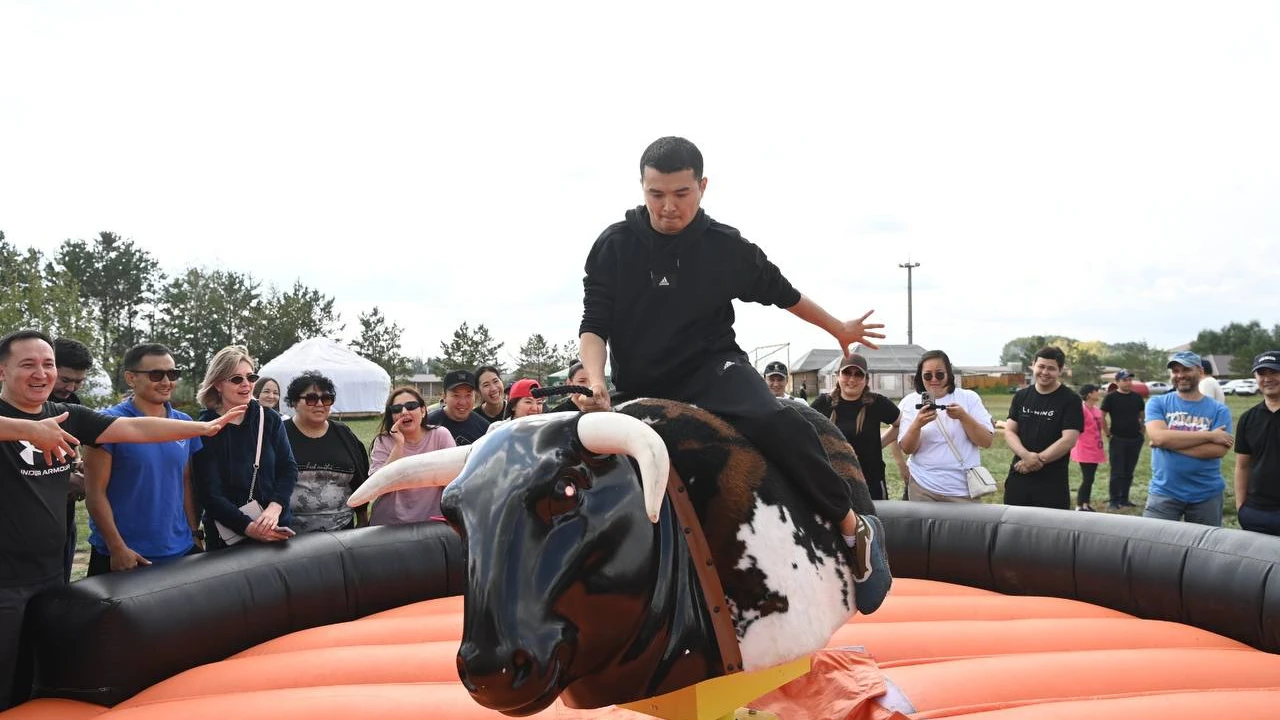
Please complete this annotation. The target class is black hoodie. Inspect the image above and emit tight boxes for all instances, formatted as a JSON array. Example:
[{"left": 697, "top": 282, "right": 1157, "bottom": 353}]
[{"left": 579, "top": 206, "right": 801, "bottom": 396}]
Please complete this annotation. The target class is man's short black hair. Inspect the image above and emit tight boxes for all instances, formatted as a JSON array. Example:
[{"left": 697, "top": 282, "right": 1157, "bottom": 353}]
[
  {"left": 123, "top": 343, "right": 173, "bottom": 370},
  {"left": 0, "top": 329, "right": 53, "bottom": 363},
  {"left": 286, "top": 371, "right": 337, "bottom": 406},
  {"left": 640, "top": 136, "right": 704, "bottom": 180},
  {"left": 54, "top": 337, "right": 94, "bottom": 371},
  {"left": 1034, "top": 346, "right": 1067, "bottom": 370}
]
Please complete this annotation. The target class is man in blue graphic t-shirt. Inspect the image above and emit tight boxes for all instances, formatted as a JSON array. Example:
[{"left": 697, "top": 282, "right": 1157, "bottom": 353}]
[{"left": 1144, "top": 351, "right": 1233, "bottom": 526}]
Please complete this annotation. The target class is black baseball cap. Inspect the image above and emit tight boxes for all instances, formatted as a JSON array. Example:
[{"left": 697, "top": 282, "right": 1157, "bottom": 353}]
[
  {"left": 1252, "top": 351, "right": 1280, "bottom": 373},
  {"left": 764, "top": 361, "right": 788, "bottom": 378},
  {"left": 444, "top": 369, "right": 477, "bottom": 392}
]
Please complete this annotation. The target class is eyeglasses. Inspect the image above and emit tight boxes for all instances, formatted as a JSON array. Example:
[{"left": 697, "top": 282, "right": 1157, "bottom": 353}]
[
  {"left": 922, "top": 371, "right": 948, "bottom": 381},
  {"left": 389, "top": 401, "right": 423, "bottom": 414},
  {"left": 301, "top": 393, "right": 336, "bottom": 406},
  {"left": 227, "top": 373, "right": 260, "bottom": 386},
  {"left": 130, "top": 369, "right": 182, "bottom": 382},
  {"left": 840, "top": 368, "right": 866, "bottom": 378}
]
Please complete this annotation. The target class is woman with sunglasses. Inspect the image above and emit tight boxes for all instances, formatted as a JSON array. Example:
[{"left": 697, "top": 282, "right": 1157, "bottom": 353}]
[
  {"left": 897, "top": 350, "right": 995, "bottom": 502},
  {"left": 809, "top": 353, "right": 904, "bottom": 501},
  {"left": 283, "top": 371, "right": 370, "bottom": 532},
  {"left": 367, "top": 387, "right": 456, "bottom": 526},
  {"left": 193, "top": 346, "right": 298, "bottom": 549}
]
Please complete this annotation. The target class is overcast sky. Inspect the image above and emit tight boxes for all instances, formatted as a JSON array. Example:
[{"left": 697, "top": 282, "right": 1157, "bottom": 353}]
[{"left": 2, "top": 2, "right": 1277, "bottom": 370}]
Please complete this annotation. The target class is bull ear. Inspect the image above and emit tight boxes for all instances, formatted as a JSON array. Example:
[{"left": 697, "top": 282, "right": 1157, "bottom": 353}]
[
  {"left": 576, "top": 412, "right": 670, "bottom": 523},
  {"left": 347, "top": 445, "right": 472, "bottom": 507}
]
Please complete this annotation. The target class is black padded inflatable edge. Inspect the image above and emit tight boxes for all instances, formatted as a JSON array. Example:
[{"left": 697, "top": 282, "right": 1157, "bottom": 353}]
[
  {"left": 25, "top": 522, "right": 464, "bottom": 706},
  {"left": 874, "top": 501, "right": 1280, "bottom": 653}
]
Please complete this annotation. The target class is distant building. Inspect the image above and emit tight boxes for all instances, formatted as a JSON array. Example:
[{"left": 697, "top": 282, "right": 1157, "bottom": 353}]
[
  {"left": 955, "top": 363, "right": 1024, "bottom": 391},
  {"left": 788, "top": 349, "right": 843, "bottom": 399},
  {"left": 409, "top": 373, "right": 444, "bottom": 401}
]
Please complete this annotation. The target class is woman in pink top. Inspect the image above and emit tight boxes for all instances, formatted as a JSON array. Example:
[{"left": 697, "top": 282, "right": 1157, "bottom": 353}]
[
  {"left": 1070, "top": 384, "right": 1107, "bottom": 511},
  {"left": 367, "top": 387, "right": 456, "bottom": 525}
]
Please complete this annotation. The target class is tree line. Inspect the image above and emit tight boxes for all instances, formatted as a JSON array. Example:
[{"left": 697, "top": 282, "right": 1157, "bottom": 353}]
[
  {"left": 1001, "top": 321, "right": 1280, "bottom": 382},
  {"left": 1, "top": 231, "right": 578, "bottom": 398}
]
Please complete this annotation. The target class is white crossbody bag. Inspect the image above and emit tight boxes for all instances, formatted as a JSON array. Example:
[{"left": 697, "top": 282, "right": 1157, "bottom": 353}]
[
  {"left": 214, "top": 405, "right": 265, "bottom": 545},
  {"left": 936, "top": 416, "right": 998, "bottom": 499}
]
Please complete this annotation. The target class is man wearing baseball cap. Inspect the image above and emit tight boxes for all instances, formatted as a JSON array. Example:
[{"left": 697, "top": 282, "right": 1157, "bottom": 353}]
[
  {"left": 426, "top": 370, "right": 491, "bottom": 446},
  {"left": 762, "top": 361, "right": 805, "bottom": 405},
  {"left": 1232, "top": 351, "right": 1280, "bottom": 535},
  {"left": 1143, "top": 351, "right": 1233, "bottom": 526},
  {"left": 1101, "top": 370, "right": 1145, "bottom": 509}
]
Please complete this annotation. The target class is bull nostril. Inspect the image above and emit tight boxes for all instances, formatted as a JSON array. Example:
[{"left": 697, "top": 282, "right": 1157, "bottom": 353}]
[
  {"left": 456, "top": 652, "right": 478, "bottom": 692},
  {"left": 510, "top": 648, "right": 534, "bottom": 686}
]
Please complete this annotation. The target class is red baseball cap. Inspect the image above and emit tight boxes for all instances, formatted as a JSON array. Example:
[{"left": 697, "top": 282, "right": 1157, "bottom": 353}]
[{"left": 508, "top": 378, "right": 541, "bottom": 401}]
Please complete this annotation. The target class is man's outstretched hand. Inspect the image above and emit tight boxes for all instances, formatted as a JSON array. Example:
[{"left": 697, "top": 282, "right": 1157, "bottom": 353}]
[
  {"left": 834, "top": 310, "right": 886, "bottom": 352},
  {"left": 31, "top": 413, "right": 80, "bottom": 465}
]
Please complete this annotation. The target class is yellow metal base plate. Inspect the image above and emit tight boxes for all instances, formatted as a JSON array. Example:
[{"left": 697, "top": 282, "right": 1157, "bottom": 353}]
[{"left": 618, "top": 656, "right": 811, "bottom": 720}]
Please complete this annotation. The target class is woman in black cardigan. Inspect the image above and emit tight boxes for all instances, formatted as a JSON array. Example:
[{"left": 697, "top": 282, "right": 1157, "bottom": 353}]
[{"left": 192, "top": 345, "right": 297, "bottom": 549}]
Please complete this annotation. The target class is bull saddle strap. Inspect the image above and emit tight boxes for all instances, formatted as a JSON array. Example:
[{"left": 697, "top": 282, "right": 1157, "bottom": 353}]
[{"left": 664, "top": 469, "right": 744, "bottom": 675}]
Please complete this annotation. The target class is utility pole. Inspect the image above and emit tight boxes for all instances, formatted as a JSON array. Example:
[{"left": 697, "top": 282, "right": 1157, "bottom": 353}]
[{"left": 898, "top": 261, "right": 920, "bottom": 345}]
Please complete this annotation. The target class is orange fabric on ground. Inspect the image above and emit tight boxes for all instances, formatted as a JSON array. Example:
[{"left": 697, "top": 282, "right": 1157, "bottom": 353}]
[{"left": 6, "top": 579, "right": 1280, "bottom": 720}]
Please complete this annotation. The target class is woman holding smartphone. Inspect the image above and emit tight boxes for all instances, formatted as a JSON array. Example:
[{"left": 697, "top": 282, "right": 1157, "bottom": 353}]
[{"left": 897, "top": 349, "right": 996, "bottom": 502}]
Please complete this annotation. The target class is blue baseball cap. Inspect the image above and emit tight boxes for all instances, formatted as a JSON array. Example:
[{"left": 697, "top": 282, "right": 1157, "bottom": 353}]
[{"left": 1167, "top": 351, "right": 1202, "bottom": 369}]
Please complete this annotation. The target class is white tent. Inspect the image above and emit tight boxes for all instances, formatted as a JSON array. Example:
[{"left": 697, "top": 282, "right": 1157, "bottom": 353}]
[{"left": 258, "top": 338, "right": 391, "bottom": 415}]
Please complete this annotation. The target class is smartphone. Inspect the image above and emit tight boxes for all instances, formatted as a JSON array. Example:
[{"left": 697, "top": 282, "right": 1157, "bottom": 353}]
[{"left": 273, "top": 526, "right": 296, "bottom": 537}]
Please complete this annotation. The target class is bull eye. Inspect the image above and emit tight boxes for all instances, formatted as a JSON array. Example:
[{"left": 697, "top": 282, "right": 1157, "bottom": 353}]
[{"left": 536, "top": 477, "right": 582, "bottom": 526}]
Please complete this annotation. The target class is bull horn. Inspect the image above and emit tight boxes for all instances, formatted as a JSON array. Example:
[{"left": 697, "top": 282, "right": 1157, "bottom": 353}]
[
  {"left": 347, "top": 445, "right": 472, "bottom": 507},
  {"left": 576, "top": 412, "right": 670, "bottom": 523}
]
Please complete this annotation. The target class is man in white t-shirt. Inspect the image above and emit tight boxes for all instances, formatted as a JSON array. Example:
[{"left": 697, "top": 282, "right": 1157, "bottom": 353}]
[{"left": 1198, "top": 359, "right": 1225, "bottom": 403}]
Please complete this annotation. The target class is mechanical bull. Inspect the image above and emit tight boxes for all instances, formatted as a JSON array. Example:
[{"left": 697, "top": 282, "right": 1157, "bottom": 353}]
[{"left": 348, "top": 399, "right": 889, "bottom": 716}]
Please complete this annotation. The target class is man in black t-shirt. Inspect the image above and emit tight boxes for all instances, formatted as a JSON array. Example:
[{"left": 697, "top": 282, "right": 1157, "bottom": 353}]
[
  {"left": 1100, "top": 370, "right": 1146, "bottom": 509},
  {"left": 1003, "top": 346, "right": 1084, "bottom": 510},
  {"left": 426, "top": 370, "right": 491, "bottom": 446},
  {"left": 1233, "top": 351, "right": 1280, "bottom": 535},
  {"left": 0, "top": 330, "right": 244, "bottom": 710}
]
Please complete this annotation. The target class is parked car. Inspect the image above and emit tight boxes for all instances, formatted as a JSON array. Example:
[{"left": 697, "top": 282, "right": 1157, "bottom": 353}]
[
  {"left": 1226, "top": 379, "right": 1258, "bottom": 396},
  {"left": 1220, "top": 379, "right": 1236, "bottom": 395},
  {"left": 1146, "top": 381, "right": 1172, "bottom": 395}
]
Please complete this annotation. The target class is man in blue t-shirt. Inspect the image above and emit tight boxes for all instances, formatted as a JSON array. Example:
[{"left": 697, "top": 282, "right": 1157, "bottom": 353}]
[
  {"left": 84, "top": 344, "right": 203, "bottom": 574},
  {"left": 1144, "top": 351, "right": 1234, "bottom": 526}
]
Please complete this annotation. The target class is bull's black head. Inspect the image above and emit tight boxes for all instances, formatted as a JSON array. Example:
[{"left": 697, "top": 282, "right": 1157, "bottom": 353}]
[{"left": 350, "top": 412, "right": 671, "bottom": 716}]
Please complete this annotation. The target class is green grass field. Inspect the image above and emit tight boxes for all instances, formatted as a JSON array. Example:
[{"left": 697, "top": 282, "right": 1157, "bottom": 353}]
[{"left": 70, "top": 393, "right": 1257, "bottom": 580}]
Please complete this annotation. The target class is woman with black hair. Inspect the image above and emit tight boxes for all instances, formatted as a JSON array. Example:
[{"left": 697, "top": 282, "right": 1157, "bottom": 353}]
[
  {"left": 283, "top": 371, "right": 370, "bottom": 531},
  {"left": 809, "top": 353, "right": 903, "bottom": 501},
  {"left": 474, "top": 366, "right": 505, "bottom": 423},
  {"left": 367, "top": 387, "right": 455, "bottom": 525},
  {"left": 897, "top": 350, "right": 996, "bottom": 502}
]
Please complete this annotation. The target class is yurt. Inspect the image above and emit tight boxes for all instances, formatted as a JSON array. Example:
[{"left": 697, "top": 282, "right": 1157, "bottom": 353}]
[{"left": 257, "top": 338, "right": 390, "bottom": 416}]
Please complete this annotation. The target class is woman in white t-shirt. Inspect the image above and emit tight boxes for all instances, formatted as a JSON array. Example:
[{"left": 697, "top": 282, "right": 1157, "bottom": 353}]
[{"left": 897, "top": 350, "right": 996, "bottom": 502}]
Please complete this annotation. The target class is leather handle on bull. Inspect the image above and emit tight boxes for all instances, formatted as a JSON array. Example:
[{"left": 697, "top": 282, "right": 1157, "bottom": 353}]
[
  {"left": 576, "top": 412, "right": 669, "bottom": 523},
  {"left": 663, "top": 468, "right": 745, "bottom": 678}
]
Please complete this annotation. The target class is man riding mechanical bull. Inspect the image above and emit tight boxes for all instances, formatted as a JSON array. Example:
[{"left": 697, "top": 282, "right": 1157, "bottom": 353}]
[{"left": 351, "top": 137, "right": 891, "bottom": 714}]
